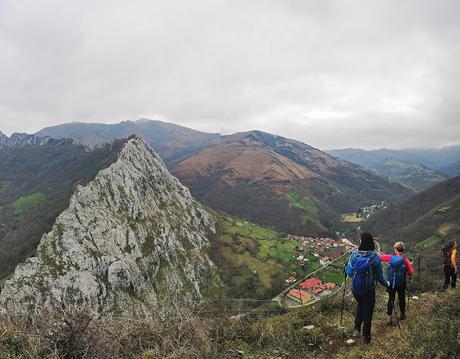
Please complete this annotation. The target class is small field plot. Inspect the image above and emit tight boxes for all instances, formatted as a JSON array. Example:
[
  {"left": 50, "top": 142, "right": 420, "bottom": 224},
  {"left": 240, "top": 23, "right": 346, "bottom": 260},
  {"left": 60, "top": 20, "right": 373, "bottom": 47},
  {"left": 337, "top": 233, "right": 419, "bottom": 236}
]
[
  {"left": 11, "top": 192, "right": 46, "bottom": 212},
  {"left": 284, "top": 190, "right": 319, "bottom": 214},
  {"left": 414, "top": 235, "right": 442, "bottom": 251},
  {"left": 319, "top": 267, "right": 345, "bottom": 285},
  {"left": 341, "top": 213, "right": 363, "bottom": 222},
  {"left": 217, "top": 216, "right": 281, "bottom": 240},
  {"left": 213, "top": 214, "right": 322, "bottom": 299}
]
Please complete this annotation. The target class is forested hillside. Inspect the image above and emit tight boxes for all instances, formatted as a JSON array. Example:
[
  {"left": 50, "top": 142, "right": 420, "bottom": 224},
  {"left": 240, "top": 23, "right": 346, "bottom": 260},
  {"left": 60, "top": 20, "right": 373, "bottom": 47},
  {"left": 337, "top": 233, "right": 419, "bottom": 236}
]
[
  {"left": 364, "top": 175, "right": 460, "bottom": 255},
  {"left": 0, "top": 135, "right": 126, "bottom": 278},
  {"left": 328, "top": 148, "right": 449, "bottom": 190}
]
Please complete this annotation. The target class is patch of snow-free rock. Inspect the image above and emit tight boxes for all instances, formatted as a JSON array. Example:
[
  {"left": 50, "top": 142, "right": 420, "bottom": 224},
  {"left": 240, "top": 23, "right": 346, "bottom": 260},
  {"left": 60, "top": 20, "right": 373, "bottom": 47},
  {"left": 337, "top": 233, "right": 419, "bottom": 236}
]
[{"left": 0, "top": 136, "right": 216, "bottom": 318}]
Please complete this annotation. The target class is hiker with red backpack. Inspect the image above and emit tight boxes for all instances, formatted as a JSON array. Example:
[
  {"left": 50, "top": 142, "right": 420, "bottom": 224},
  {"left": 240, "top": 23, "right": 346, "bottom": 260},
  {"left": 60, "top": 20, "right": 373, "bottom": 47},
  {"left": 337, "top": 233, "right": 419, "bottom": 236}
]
[
  {"left": 345, "top": 232, "right": 389, "bottom": 344},
  {"left": 380, "top": 242, "right": 414, "bottom": 325},
  {"left": 442, "top": 240, "right": 457, "bottom": 290}
]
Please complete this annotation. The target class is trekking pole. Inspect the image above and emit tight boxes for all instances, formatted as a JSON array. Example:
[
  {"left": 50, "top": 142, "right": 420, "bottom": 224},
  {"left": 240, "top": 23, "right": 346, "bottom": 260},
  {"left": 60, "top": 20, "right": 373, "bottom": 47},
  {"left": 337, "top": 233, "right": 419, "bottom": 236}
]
[
  {"left": 407, "top": 256, "right": 414, "bottom": 312},
  {"left": 340, "top": 270, "right": 347, "bottom": 326},
  {"left": 393, "top": 301, "right": 401, "bottom": 330},
  {"left": 407, "top": 277, "right": 411, "bottom": 312}
]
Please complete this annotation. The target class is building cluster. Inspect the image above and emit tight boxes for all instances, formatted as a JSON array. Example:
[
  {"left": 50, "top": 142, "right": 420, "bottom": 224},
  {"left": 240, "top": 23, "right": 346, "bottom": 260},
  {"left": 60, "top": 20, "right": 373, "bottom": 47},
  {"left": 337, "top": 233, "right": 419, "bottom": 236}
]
[
  {"left": 357, "top": 201, "right": 387, "bottom": 218},
  {"left": 282, "top": 236, "right": 356, "bottom": 303},
  {"left": 288, "top": 235, "right": 355, "bottom": 268},
  {"left": 286, "top": 277, "right": 337, "bottom": 304}
]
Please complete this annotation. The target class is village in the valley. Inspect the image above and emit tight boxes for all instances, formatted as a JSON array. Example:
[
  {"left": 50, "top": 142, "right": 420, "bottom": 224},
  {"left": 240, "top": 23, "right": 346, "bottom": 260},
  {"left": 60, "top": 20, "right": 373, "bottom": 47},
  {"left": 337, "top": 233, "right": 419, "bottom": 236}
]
[{"left": 280, "top": 236, "right": 356, "bottom": 307}]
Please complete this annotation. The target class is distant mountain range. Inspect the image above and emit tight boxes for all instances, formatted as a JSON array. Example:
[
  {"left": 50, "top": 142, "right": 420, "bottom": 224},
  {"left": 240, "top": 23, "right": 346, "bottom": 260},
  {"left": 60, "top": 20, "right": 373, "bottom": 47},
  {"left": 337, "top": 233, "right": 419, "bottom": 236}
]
[
  {"left": 439, "top": 159, "right": 460, "bottom": 177},
  {"left": 328, "top": 146, "right": 460, "bottom": 190},
  {"left": 34, "top": 120, "right": 413, "bottom": 235},
  {"left": 36, "top": 119, "right": 220, "bottom": 166},
  {"left": 0, "top": 120, "right": 457, "bottom": 319},
  {"left": 364, "top": 175, "right": 460, "bottom": 255}
]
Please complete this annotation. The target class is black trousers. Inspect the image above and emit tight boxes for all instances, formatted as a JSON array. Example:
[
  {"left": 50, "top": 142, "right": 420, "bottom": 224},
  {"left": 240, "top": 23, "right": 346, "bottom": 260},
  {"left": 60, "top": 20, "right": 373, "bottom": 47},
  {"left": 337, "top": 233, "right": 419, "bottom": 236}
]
[
  {"left": 387, "top": 282, "right": 406, "bottom": 316},
  {"left": 443, "top": 266, "right": 457, "bottom": 289},
  {"left": 353, "top": 288, "right": 375, "bottom": 341}
]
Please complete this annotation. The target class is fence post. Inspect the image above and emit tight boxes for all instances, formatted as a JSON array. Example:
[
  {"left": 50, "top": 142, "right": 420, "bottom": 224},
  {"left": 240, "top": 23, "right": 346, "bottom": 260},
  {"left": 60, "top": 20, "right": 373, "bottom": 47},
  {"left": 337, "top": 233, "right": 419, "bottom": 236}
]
[{"left": 417, "top": 256, "right": 421, "bottom": 284}]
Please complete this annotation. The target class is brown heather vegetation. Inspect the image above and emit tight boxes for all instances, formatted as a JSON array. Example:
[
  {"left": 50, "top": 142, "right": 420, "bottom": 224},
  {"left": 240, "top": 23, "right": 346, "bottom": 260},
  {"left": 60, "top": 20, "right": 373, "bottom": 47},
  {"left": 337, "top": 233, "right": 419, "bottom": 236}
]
[
  {"left": 171, "top": 131, "right": 412, "bottom": 237},
  {"left": 1, "top": 286, "right": 458, "bottom": 358}
]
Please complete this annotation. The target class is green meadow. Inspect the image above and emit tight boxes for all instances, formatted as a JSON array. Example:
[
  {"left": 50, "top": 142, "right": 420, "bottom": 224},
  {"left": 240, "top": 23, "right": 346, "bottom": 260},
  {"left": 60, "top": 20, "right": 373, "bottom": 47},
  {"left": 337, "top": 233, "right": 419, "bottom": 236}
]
[
  {"left": 213, "top": 215, "right": 322, "bottom": 299},
  {"left": 284, "top": 190, "right": 319, "bottom": 214},
  {"left": 11, "top": 192, "right": 46, "bottom": 212}
]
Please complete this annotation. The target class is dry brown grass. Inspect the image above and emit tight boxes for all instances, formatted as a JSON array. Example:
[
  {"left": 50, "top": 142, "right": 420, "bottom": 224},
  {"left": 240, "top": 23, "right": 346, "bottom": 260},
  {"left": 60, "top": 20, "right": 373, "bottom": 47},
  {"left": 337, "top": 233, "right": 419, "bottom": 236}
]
[{"left": 0, "top": 289, "right": 458, "bottom": 359}]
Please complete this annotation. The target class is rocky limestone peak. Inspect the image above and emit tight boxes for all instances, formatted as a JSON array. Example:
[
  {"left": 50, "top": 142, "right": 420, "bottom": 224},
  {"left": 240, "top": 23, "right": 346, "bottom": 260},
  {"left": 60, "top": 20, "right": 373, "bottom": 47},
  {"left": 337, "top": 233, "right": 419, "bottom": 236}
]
[
  {"left": 0, "top": 136, "right": 216, "bottom": 318},
  {"left": 0, "top": 130, "right": 8, "bottom": 145},
  {"left": 0, "top": 132, "right": 74, "bottom": 147}
]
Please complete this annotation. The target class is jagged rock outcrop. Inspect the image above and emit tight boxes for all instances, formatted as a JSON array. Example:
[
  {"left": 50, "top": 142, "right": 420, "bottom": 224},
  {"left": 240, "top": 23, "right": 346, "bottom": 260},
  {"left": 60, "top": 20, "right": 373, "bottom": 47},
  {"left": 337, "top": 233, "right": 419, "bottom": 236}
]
[
  {"left": 0, "top": 132, "right": 74, "bottom": 147},
  {"left": 0, "top": 136, "right": 216, "bottom": 318}
]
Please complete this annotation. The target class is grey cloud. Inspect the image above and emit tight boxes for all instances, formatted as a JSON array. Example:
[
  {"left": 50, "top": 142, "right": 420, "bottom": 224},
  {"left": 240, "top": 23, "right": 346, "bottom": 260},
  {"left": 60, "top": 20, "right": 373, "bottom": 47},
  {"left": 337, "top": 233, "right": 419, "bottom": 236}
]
[{"left": 0, "top": 0, "right": 459, "bottom": 149}]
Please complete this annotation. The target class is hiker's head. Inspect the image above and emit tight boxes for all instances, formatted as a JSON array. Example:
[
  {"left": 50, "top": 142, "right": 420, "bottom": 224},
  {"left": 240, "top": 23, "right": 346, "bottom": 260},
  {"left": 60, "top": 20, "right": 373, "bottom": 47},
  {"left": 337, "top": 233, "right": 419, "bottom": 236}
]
[
  {"left": 359, "top": 232, "right": 375, "bottom": 251},
  {"left": 394, "top": 242, "right": 405, "bottom": 253},
  {"left": 451, "top": 240, "right": 457, "bottom": 248}
]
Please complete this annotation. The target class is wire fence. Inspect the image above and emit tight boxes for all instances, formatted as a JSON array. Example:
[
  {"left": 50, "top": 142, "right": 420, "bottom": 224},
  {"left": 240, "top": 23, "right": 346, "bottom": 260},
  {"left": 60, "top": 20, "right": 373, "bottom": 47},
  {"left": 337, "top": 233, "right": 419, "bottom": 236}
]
[
  {"left": 187, "top": 250, "right": 456, "bottom": 319},
  {"left": 2, "top": 247, "right": 455, "bottom": 322}
]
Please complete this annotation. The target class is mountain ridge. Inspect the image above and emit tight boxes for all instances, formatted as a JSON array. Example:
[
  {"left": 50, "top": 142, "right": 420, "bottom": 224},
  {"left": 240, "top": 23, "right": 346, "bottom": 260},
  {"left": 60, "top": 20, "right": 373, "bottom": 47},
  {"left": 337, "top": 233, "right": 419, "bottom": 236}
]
[
  {"left": 172, "top": 130, "right": 412, "bottom": 235},
  {"left": 328, "top": 146, "right": 460, "bottom": 180},
  {"left": 0, "top": 136, "right": 217, "bottom": 317},
  {"left": 364, "top": 175, "right": 460, "bottom": 253},
  {"left": 0, "top": 136, "right": 127, "bottom": 278},
  {"left": 0, "top": 132, "right": 75, "bottom": 147},
  {"left": 33, "top": 120, "right": 414, "bottom": 234},
  {"left": 36, "top": 119, "right": 221, "bottom": 166}
]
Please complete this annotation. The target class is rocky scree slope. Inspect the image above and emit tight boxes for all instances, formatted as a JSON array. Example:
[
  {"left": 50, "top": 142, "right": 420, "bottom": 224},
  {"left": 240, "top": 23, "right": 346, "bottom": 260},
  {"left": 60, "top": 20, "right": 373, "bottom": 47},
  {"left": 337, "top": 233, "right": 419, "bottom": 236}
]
[{"left": 0, "top": 136, "right": 216, "bottom": 318}]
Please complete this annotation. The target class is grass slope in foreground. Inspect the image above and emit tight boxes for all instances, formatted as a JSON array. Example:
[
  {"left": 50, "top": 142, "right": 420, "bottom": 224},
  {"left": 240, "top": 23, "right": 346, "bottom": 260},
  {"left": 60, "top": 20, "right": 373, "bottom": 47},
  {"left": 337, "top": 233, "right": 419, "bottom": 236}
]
[{"left": 1, "top": 284, "right": 457, "bottom": 358}]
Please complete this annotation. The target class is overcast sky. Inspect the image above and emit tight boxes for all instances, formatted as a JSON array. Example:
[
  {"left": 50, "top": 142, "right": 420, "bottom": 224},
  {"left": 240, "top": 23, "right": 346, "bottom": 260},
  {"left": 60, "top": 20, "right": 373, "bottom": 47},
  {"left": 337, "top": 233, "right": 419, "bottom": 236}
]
[{"left": 0, "top": 0, "right": 459, "bottom": 149}]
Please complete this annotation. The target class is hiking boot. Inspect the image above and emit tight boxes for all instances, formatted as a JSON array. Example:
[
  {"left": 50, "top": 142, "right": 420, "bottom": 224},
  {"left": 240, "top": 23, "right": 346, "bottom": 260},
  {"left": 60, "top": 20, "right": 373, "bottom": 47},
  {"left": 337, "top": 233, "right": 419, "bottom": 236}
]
[
  {"left": 386, "top": 315, "right": 393, "bottom": 326},
  {"left": 352, "top": 329, "right": 360, "bottom": 338},
  {"left": 363, "top": 336, "right": 371, "bottom": 345},
  {"left": 399, "top": 313, "right": 406, "bottom": 320}
]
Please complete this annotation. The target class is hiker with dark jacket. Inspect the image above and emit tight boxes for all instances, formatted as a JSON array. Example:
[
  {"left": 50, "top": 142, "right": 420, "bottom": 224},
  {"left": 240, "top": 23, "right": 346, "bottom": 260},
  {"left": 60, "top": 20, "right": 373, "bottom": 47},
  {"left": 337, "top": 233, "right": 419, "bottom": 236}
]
[
  {"left": 345, "top": 232, "right": 389, "bottom": 344},
  {"left": 442, "top": 240, "right": 457, "bottom": 290},
  {"left": 380, "top": 242, "right": 414, "bottom": 325}
]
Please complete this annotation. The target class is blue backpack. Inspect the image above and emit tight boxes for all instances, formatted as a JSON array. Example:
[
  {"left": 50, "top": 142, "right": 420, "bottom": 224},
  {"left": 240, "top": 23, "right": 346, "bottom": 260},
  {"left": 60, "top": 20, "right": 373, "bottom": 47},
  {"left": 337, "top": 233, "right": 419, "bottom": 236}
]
[
  {"left": 388, "top": 256, "right": 407, "bottom": 289},
  {"left": 351, "top": 256, "right": 374, "bottom": 295}
]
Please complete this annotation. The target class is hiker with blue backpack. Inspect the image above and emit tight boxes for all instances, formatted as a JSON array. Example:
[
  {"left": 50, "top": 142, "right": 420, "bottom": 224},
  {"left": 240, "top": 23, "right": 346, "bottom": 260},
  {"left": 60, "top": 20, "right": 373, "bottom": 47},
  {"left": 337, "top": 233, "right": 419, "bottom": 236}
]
[
  {"left": 380, "top": 242, "right": 414, "bottom": 326},
  {"left": 345, "top": 232, "right": 389, "bottom": 344}
]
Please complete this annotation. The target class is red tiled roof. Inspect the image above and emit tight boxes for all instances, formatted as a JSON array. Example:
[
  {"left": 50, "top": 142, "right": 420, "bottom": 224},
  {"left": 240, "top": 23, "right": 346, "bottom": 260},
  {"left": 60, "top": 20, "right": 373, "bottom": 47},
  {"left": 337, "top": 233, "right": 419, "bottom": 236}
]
[
  {"left": 288, "top": 289, "right": 310, "bottom": 300},
  {"left": 324, "top": 282, "right": 337, "bottom": 289},
  {"left": 312, "top": 288, "right": 323, "bottom": 295},
  {"left": 299, "top": 277, "right": 321, "bottom": 290}
]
